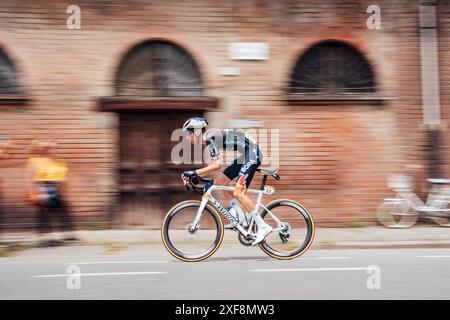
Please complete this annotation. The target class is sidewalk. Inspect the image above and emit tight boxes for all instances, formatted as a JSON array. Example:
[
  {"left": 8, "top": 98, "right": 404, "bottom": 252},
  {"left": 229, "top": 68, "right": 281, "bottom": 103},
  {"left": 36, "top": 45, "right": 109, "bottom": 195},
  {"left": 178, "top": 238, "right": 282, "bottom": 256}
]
[{"left": 1, "top": 226, "right": 450, "bottom": 249}]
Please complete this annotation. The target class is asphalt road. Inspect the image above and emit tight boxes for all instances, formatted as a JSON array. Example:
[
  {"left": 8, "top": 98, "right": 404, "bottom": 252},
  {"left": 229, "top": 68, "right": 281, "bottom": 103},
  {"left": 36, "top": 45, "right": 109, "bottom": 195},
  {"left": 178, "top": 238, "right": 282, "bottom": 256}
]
[{"left": 1, "top": 244, "right": 450, "bottom": 299}]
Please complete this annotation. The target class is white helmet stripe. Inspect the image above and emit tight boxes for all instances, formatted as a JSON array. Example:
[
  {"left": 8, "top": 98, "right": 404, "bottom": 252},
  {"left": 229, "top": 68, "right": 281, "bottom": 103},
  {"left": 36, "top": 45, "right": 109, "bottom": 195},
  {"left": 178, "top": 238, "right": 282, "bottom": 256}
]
[{"left": 183, "top": 117, "right": 208, "bottom": 132}]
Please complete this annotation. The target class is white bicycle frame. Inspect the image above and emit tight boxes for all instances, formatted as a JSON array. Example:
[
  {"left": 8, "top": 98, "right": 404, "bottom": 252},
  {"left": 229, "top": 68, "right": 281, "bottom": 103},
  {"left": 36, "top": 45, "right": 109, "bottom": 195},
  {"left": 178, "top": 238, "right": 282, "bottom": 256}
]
[
  {"left": 386, "top": 176, "right": 450, "bottom": 215},
  {"left": 189, "top": 184, "right": 287, "bottom": 236}
]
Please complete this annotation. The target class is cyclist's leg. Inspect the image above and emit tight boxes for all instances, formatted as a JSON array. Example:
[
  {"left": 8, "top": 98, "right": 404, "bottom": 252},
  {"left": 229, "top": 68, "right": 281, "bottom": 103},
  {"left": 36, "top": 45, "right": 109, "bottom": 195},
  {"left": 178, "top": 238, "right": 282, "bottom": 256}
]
[
  {"left": 214, "top": 173, "right": 233, "bottom": 201},
  {"left": 221, "top": 156, "right": 250, "bottom": 228},
  {"left": 233, "top": 149, "right": 271, "bottom": 245},
  {"left": 232, "top": 148, "right": 262, "bottom": 212},
  {"left": 221, "top": 156, "right": 243, "bottom": 201},
  {"left": 233, "top": 159, "right": 259, "bottom": 213}
]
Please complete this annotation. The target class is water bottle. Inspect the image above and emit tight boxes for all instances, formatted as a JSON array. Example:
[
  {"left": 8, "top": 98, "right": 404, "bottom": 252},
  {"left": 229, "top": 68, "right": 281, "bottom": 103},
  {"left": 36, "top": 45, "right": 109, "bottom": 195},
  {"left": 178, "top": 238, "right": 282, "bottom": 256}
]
[{"left": 230, "top": 199, "right": 248, "bottom": 224}]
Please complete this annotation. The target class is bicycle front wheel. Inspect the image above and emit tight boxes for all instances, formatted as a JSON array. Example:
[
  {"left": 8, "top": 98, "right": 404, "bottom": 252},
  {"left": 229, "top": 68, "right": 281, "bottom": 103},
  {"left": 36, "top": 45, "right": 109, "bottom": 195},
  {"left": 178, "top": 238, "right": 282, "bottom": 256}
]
[
  {"left": 376, "top": 200, "right": 418, "bottom": 228},
  {"left": 161, "top": 200, "right": 224, "bottom": 262},
  {"left": 258, "top": 199, "right": 315, "bottom": 260}
]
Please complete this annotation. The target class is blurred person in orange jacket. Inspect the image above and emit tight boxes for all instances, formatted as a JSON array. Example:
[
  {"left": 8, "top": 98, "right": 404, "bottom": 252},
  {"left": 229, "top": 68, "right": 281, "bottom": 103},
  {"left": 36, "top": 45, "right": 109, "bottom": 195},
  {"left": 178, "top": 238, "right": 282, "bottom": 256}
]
[{"left": 25, "top": 139, "right": 79, "bottom": 246}]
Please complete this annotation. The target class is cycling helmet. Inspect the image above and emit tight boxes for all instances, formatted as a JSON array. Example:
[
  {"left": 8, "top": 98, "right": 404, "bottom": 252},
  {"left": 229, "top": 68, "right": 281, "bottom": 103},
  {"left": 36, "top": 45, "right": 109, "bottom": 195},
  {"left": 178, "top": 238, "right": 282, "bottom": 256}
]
[{"left": 182, "top": 117, "right": 208, "bottom": 134}]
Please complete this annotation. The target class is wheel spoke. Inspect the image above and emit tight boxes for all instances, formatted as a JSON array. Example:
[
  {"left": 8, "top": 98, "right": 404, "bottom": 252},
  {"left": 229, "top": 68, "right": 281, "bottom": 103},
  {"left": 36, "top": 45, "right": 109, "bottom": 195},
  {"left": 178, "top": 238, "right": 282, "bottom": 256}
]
[
  {"left": 259, "top": 200, "right": 314, "bottom": 259},
  {"left": 162, "top": 201, "right": 223, "bottom": 262},
  {"left": 376, "top": 201, "right": 418, "bottom": 228}
]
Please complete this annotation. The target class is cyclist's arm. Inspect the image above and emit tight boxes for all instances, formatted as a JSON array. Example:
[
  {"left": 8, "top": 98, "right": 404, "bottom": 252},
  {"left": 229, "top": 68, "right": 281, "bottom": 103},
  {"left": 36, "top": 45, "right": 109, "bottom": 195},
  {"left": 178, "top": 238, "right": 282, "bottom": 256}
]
[{"left": 195, "top": 135, "right": 221, "bottom": 176}]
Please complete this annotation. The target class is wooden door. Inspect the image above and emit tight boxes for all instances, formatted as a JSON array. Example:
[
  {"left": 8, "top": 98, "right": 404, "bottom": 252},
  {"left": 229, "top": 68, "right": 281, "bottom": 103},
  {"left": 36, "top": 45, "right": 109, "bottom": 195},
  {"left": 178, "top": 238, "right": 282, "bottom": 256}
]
[{"left": 118, "top": 111, "right": 202, "bottom": 228}]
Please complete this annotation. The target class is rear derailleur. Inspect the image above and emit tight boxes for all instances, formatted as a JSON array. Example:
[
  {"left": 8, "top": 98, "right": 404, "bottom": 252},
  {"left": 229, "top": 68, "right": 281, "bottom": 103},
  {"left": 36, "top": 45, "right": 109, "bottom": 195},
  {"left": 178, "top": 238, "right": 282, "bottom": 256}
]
[{"left": 279, "top": 222, "right": 291, "bottom": 244}]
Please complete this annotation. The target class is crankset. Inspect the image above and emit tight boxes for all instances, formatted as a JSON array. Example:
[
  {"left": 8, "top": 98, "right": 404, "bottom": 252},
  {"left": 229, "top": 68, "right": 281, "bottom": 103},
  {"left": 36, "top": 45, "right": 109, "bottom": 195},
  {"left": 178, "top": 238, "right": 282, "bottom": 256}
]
[{"left": 238, "top": 233, "right": 255, "bottom": 246}]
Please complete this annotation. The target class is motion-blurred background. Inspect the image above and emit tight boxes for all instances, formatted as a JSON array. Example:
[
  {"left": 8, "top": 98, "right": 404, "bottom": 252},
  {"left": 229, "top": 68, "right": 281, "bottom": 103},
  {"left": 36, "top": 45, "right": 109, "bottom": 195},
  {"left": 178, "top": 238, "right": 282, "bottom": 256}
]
[{"left": 0, "top": 0, "right": 449, "bottom": 231}]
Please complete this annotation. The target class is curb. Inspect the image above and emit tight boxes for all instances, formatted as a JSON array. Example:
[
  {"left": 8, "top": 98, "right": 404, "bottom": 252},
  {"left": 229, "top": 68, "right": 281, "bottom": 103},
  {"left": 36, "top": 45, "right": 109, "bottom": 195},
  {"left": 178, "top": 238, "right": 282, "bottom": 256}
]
[
  {"left": 313, "top": 242, "right": 450, "bottom": 250},
  {"left": 2, "top": 239, "right": 450, "bottom": 251}
]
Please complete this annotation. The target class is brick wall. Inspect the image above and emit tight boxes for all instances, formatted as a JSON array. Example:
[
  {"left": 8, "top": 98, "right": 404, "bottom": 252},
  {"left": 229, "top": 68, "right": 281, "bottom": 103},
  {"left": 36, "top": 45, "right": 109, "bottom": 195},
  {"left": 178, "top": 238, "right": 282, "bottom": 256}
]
[
  {"left": 0, "top": 0, "right": 447, "bottom": 229},
  {"left": 439, "top": 2, "right": 450, "bottom": 181}
]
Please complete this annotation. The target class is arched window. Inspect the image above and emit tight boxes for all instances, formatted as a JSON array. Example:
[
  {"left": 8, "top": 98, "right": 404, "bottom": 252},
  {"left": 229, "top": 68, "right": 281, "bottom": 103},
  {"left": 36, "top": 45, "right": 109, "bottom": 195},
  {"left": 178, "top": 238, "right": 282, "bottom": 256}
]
[
  {"left": 289, "top": 41, "right": 375, "bottom": 95},
  {"left": 0, "top": 49, "right": 22, "bottom": 95},
  {"left": 115, "top": 41, "right": 203, "bottom": 97}
]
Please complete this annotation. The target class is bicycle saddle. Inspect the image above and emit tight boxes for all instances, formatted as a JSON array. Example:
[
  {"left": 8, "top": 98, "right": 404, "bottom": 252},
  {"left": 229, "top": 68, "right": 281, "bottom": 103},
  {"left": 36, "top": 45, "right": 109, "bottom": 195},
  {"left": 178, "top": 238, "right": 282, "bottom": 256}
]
[
  {"left": 427, "top": 178, "right": 450, "bottom": 184},
  {"left": 257, "top": 167, "right": 278, "bottom": 176}
]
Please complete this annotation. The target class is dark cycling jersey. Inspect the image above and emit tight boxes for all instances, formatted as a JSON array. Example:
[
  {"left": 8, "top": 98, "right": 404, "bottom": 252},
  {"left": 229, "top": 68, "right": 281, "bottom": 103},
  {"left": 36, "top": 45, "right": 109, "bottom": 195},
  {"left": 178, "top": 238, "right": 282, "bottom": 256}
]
[
  {"left": 205, "top": 129, "right": 259, "bottom": 161},
  {"left": 205, "top": 129, "right": 262, "bottom": 188}
]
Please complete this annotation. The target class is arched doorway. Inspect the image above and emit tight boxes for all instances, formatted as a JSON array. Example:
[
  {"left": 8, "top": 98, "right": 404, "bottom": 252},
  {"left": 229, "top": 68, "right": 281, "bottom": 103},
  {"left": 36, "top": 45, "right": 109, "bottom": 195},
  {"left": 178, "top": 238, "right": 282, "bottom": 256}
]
[
  {"left": 100, "top": 40, "right": 217, "bottom": 227},
  {"left": 285, "top": 40, "right": 389, "bottom": 224},
  {"left": 0, "top": 47, "right": 25, "bottom": 106},
  {"left": 289, "top": 40, "right": 376, "bottom": 96},
  {"left": 0, "top": 48, "right": 22, "bottom": 95}
]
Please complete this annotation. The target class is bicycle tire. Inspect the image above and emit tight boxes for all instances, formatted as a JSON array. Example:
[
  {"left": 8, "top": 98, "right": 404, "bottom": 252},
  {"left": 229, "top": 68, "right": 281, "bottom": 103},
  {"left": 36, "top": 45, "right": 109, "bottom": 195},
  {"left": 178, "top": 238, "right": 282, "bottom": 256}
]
[
  {"left": 430, "top": 202, "right": 450, "bottom": 227},
  {"left": 161, "top": 200, "right": 224, "bottom": 262},
  {"left": 258, "top": 199, "right": 315, "bottom": 260},
  {"left": 376, "top": 200, "right": 418, "bottom": 228}
]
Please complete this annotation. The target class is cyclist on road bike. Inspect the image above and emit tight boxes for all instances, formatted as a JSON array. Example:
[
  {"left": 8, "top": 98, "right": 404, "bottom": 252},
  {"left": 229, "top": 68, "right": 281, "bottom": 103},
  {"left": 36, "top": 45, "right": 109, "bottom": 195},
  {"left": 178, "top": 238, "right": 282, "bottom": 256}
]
[{"left": 181, "top": 117, "right": 273, "bottom": 245}]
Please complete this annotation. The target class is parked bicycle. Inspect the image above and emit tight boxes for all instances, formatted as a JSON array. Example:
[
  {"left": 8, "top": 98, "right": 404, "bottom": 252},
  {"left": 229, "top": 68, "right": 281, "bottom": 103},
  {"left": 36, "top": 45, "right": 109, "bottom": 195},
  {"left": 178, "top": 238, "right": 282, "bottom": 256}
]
[
  {"left": 376, "top": 165, "right": 450, "bottom": 228},
  {"left": 161, "top": 167, "right": 315, "bottom": 262}
]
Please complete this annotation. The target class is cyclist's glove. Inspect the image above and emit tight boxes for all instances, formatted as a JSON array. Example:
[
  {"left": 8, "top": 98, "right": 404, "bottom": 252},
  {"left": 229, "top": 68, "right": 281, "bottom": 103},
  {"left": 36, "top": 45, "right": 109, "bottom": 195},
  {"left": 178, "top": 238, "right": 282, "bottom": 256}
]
[{"left": 182, "top": 170, "right": 198, "bottom": 179}]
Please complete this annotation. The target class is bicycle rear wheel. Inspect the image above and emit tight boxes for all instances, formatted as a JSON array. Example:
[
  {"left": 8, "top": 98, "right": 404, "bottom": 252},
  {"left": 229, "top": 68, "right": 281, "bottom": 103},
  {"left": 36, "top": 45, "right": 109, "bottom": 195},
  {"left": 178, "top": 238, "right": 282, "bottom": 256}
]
[
  {"left": 258, "top": 199, "right": 315, "bottom": 260},
  {"left": 161, "top": 200, "right": 224, "bottom": 262},
  {"left": 430, "top": 202, "right": 450, "bottom": 227}
]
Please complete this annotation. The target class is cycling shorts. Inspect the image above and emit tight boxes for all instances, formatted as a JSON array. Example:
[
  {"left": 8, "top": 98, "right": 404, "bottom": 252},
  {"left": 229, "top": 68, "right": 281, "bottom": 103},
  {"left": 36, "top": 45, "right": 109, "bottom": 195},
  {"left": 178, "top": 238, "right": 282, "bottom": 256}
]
[{"left": 223, "top": 148, "right": 262, "bottom": 188}]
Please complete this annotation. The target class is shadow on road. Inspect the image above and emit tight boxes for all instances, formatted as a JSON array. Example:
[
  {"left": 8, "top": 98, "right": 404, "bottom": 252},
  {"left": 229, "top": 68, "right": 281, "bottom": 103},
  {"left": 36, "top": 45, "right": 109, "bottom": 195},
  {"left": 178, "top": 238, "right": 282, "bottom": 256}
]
[{"left": 199, "top": 256, "right": 273, "bottom": 263}]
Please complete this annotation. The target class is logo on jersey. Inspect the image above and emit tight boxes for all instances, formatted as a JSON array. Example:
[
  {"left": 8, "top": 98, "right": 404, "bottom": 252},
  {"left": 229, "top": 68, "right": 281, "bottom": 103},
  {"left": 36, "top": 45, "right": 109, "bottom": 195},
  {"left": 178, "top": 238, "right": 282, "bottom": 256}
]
[
  {"left": 237, "top": 174, "right": 249, "bottom": 186},
  {"left": 241, "top": 159, "right": 256, "bottom": 172}
]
